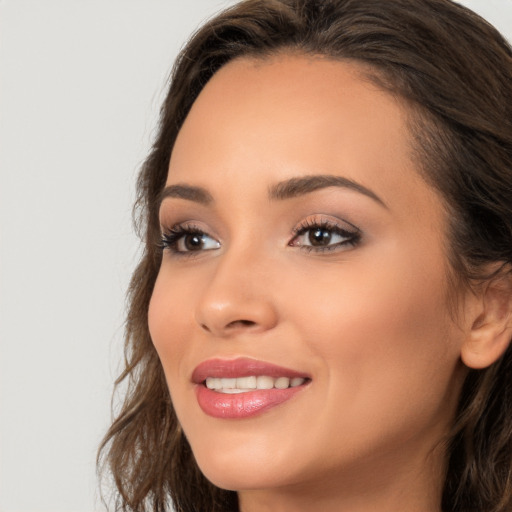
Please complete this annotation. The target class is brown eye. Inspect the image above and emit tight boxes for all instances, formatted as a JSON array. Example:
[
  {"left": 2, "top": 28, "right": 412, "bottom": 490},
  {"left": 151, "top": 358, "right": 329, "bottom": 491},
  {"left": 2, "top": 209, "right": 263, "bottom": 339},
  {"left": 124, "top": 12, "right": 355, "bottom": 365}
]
[
  {"left": 309, "top": 228, "right": 332, "bottom": 246},
  {"left": 161, "top": 226, "right": 221, "bottom": 254},
  {"left": 183, "top": 233, "right": 206, "bottom": 251},
  {"left": 177, "top": 232, "right": 220, "bottom": 253},
  {"left": 290, "top": 222, "right": 361, "bottom": 252}
]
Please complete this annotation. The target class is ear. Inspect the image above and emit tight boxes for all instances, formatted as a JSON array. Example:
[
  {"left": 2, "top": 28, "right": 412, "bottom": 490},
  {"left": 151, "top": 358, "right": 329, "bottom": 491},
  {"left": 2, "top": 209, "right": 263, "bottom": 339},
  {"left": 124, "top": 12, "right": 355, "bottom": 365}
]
[{"left": 461, "top": 266, "right": 512, "bottom": 369}]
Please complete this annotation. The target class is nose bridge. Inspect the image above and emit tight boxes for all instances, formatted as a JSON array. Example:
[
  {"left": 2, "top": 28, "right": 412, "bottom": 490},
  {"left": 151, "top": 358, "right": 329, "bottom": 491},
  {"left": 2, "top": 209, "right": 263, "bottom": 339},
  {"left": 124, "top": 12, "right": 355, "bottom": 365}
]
[{"left": 194, "top": 239, "right": 278, "bottom": 337}]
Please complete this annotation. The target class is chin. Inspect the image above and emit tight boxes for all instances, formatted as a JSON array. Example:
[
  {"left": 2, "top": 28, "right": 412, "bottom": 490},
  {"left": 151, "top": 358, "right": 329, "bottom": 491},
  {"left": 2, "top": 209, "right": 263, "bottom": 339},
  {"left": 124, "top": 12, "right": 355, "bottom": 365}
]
[
  {"left": 195, "top": 454, "right": 276, "bottom": 491},
  {"left": 200, "top": 465, "right": 270, "bottom": 492},
  {"left": 188, "top": 432, "right": 304, "bottom": 492}
]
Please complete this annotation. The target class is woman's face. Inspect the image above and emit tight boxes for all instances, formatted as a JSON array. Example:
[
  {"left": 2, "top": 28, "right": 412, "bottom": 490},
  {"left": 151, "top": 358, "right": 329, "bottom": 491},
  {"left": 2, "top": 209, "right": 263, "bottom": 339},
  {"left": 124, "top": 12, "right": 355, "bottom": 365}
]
[{"left": 149, "top": 56, "right": 468, "bottom": 498}]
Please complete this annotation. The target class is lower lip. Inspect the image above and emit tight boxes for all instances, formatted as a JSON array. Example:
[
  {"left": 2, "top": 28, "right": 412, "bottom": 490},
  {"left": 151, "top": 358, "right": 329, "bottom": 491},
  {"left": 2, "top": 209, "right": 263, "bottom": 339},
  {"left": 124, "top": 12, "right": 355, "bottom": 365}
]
[{"left": 195, "top": 384, "right": 306, "bottom": 419}]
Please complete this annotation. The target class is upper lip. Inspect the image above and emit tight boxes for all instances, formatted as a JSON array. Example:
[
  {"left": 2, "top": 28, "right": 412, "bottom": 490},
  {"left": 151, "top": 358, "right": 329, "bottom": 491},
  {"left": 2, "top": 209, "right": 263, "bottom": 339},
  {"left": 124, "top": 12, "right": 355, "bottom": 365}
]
[{"left": 191, "top": 357, "right": 311, "bottom": 384}]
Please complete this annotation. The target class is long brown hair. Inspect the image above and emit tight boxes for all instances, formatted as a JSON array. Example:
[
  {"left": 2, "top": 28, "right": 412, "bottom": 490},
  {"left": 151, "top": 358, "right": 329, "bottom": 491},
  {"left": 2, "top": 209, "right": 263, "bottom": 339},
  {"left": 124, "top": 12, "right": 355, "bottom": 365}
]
[{"left": 98, "top": 1, "right": 512, "bottom": 511}]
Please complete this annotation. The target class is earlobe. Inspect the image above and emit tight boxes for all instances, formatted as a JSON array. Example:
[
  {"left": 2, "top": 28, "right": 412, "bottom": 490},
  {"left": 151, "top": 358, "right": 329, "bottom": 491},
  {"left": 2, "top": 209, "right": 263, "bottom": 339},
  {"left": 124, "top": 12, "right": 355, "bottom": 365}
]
[{"left": 461, "top": 268, "right": 512, "bottom": 369}]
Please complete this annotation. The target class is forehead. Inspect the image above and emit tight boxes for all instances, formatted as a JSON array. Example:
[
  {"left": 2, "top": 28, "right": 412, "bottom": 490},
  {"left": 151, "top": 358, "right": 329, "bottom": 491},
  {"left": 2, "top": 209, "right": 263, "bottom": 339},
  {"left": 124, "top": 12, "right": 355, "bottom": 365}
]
[
  {"left": 171, "top": 54, "right": 409, "bottom": 176},
  {"left": 168, "top": 54, "right": 443, "bottom": 224},
  {"left": 178, "top": 55, "right": 408, "bottom": 131}
]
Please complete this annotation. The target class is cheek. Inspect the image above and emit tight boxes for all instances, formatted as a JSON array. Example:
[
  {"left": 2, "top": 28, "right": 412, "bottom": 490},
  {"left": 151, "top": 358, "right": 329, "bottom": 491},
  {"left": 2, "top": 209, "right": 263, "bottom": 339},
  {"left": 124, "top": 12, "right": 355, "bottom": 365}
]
[
  {"left": 148, "top": 270, "right": 194, "bottom": 386},
  {"left": 284, "top": 249, "right": 462, "bottom": 433},
  {"left": 287, "top": 247, "right": 454, "bottom": 349}
]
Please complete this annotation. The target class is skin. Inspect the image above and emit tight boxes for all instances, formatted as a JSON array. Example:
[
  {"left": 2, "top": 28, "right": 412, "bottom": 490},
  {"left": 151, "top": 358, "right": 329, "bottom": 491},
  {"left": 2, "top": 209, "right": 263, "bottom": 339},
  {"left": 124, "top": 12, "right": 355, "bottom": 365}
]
[{"left": 148, "top": 55, "right": 473, "bottom": 512}]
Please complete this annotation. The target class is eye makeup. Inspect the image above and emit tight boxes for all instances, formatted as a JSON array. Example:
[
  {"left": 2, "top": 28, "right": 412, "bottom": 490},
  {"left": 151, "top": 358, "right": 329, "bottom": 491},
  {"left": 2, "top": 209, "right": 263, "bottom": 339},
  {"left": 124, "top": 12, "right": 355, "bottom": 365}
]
[
  {"left": 289, "top": 215, "right": 362, "bottom": 253},
  {"left": 160, "top": 212, "right": 362, "bottom": 258},
  {"left": 160, "top": 223, "right": 220, "bottom": 256}
]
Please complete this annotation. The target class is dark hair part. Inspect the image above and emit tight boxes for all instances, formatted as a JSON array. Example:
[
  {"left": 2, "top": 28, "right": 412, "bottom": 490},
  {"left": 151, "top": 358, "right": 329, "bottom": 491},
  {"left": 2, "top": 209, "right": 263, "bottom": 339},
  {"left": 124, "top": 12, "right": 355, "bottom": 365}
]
[{"left": 98, "top": 1, "right": 512, "bottom": 511}]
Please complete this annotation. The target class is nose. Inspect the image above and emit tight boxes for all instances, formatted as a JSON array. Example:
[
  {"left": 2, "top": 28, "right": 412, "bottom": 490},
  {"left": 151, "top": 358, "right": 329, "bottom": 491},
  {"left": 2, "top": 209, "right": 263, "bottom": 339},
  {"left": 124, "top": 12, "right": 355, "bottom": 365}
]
[{"left": 194, "top": 251, "right": 279, "bottom": 338}]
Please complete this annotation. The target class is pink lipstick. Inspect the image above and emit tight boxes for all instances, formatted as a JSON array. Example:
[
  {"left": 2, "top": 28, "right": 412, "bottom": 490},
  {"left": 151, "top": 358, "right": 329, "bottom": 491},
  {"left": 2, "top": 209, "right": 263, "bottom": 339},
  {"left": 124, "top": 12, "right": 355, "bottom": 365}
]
[{"left": 192, "top": 358, "right": 310, "bottom": 419}]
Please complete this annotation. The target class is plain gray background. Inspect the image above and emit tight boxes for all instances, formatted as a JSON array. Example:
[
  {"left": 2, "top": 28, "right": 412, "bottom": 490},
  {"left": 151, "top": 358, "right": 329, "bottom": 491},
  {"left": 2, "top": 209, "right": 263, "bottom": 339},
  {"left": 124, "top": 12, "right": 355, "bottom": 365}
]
[{"left": 1, "top": 1, "right": 511, "bottom": 511}]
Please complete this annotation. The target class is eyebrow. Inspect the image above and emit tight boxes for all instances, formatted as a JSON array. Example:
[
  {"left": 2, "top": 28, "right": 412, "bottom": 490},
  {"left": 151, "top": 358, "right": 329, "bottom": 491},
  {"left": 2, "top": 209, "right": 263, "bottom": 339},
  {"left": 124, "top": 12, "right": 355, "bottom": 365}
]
[
  {"left": 157, "top": 184, "right": 214, "bottom": 207},
  {"left": 158, "top": 174, "right": 386, "bottom": 209},
  {"left": 269, "top": 174, "right": 387, "bottom": 208}
]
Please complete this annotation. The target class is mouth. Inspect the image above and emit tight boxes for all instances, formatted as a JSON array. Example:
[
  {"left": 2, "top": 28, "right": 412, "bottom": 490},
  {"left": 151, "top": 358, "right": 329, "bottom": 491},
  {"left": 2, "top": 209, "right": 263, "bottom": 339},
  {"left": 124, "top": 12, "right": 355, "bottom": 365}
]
[
  {"left": 205, "top": 375, "right": 307, "bottom": 393},
  {"left": 192, "top": 358, "right": 311, "bottom": 419}
]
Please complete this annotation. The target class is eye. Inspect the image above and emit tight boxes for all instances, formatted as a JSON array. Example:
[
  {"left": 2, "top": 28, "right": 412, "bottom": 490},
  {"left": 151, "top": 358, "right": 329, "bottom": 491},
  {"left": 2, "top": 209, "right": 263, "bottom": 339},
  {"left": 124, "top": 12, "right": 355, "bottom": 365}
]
[
  {"left": 161, "top": 225, "right": 221, "bottom": 254},
  {"left": 290, "top": 219, "right": 361, "bottom": 252}
]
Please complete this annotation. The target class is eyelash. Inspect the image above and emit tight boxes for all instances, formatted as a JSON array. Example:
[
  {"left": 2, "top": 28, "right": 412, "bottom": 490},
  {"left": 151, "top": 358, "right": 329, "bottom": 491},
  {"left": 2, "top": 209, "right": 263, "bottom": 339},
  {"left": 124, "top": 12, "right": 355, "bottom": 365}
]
[
  {"left": 290, "top": 219, "right": 361, "bottom": 253},
  {"left": 160, "top": 224, "right": 215, "bottom": 256},
  {"left": 160, "top": 219, "right": 361, "bottom": 256}
]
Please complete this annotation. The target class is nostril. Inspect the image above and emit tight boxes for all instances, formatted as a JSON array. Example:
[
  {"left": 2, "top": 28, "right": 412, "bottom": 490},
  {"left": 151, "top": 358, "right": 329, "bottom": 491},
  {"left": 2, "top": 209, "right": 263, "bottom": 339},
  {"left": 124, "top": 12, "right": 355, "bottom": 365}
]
[
  {"left": 198, "top": 319, "right": 259, "bottom": 334},
  {"left": 226, "top": 319, "right": 256, "bottom": 329}
]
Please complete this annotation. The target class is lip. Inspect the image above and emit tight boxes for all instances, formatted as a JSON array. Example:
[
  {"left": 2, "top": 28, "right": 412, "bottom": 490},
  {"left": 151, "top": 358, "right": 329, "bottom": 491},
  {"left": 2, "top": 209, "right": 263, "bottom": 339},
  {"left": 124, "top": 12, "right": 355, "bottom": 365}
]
[
  {"left": 192, "top": 357, "right": 311, "bottom": 419},
  {"left": 192, "top": 357, "right": 310, "bottom": 383}
]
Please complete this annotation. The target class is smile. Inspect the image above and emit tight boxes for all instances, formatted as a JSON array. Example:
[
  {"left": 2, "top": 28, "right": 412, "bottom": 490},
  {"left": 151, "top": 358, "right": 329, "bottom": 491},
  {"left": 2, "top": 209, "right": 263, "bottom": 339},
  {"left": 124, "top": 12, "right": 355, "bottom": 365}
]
[
  {"left": 192, "top": 358, "right": 311, "bottom": 418},
  {"left": 205, "top": 375, "right": 307, "bottom": 393}
]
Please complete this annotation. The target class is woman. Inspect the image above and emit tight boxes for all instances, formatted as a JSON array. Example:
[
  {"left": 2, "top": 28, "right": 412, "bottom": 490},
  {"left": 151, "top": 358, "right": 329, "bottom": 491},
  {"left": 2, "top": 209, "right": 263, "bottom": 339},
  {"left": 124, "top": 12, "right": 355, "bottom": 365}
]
[{"left": 98, "top": 1, "right": 512, "bottom": 511}]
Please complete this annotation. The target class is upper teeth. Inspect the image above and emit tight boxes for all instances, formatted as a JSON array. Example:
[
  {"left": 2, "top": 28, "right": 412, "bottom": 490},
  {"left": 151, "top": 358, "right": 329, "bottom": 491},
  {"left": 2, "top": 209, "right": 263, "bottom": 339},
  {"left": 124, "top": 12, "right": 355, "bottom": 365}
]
[{"left": 205, "top": 376, "right": 306, "bottom": 393}]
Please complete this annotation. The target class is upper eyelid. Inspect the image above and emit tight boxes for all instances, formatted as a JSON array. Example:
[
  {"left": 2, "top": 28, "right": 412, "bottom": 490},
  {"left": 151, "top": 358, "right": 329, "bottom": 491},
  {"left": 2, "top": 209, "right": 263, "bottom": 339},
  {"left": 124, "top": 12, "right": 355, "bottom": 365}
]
[
  {"left": 160, "top": 220, "right": 211, "bottom": 234},
  {"left": 292, "top": 215, "right": 361, "bottom": 234},
  {"left": 161, "top": 215, "right": 361, "bottom": 235},
  {"left": 163, "top": 222, "right": 203, "bottom": 231},
  {"left": 291, "top": 221, "right": 361, "bottom": 240}
]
